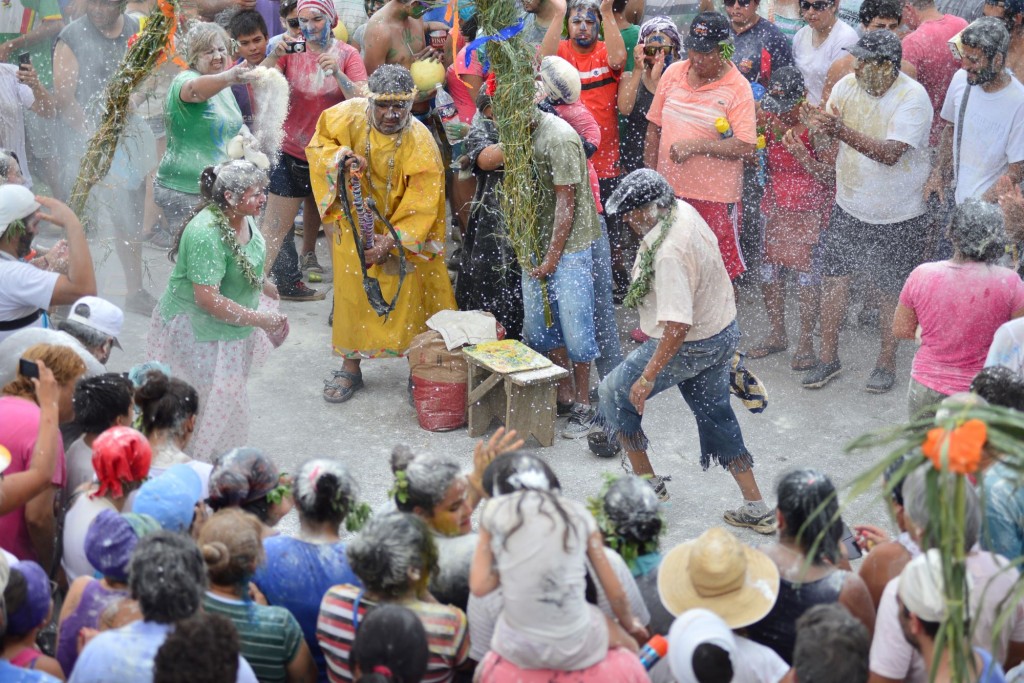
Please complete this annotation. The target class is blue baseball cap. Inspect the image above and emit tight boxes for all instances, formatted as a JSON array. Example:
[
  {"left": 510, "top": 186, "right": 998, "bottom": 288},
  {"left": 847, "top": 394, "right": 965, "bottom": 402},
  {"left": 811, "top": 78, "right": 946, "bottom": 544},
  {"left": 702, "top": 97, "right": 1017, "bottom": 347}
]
[{"left": 133, "top": 464, "right": 204, "bottom": 533}]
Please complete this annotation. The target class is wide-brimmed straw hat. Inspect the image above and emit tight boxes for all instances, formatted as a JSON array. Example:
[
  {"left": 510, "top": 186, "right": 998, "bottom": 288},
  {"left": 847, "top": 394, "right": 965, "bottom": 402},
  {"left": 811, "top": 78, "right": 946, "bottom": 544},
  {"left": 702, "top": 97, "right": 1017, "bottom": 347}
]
[{"left": 658, "top": 526, "right": 780, "bottom": 628}]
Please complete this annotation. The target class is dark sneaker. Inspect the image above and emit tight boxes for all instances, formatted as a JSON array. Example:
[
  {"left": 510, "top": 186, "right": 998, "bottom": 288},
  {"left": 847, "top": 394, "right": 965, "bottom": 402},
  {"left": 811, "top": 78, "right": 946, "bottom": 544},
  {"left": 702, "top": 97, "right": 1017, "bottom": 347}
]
[
  {"left": 556, "top": 400, "right": 575, "bottom": 417},
  {"left": 802, "top": 360, "right": 842, "bottom": 389},
  {"left": 279, "top": 281, "right": 326, "bottom": 301},
  {"left": 723, "top": 505, "right": 777, "bottom": 534},
  {"left": 646, "top": 475, "right": 670, "bottom": 502},
  {"left": 561, "top": 403, "right": 596, "bottom": 439},
  {"left": 866, "top": 367, "right": 896, "bottom": 394}
]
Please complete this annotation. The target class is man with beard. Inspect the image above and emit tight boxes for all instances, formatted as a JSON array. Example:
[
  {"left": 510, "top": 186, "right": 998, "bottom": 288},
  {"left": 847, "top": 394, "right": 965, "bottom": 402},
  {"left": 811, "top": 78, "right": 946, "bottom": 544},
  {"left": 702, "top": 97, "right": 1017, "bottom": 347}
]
[
  {"left": 801, "top": 30, "right": 932, "bottom": 394},
  {"left": 0, "top": 184, "right": 96, "bottom": 343},
  {"left": 307, "top": 64, "right": 455, "bottom": 404},
  {"left": 982, "top": 0, "right": 1024, "bottom": 77},
  {"left": 926, "top": 17, "right": 1024, "bottom": 208},
  {"left": 896, "top": 550, "right": 1008, "bottom": 683}
]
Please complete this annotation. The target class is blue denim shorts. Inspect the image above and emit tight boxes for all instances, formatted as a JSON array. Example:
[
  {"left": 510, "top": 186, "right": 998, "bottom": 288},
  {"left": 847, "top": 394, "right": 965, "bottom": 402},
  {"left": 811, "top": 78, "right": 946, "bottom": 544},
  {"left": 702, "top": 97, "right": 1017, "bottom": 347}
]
[
  {"left": 595, "top": 321, "right": 753, "bottom": 471},
  {"left": 521, "top": 246, "right": 599, "bottom": 363}
]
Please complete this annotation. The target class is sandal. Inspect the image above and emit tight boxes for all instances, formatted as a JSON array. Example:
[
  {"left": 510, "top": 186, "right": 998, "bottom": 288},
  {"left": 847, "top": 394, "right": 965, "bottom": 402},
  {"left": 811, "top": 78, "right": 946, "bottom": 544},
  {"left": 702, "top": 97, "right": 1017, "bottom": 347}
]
[
  {"left": 791, "top": 354, "right": 819, "bottom": 372},
  {"left": 747, "top": 343, "right": 788, "bottom": 359},
  {"left": 323, "top": 370, "right": 364, "bottom": 404}
]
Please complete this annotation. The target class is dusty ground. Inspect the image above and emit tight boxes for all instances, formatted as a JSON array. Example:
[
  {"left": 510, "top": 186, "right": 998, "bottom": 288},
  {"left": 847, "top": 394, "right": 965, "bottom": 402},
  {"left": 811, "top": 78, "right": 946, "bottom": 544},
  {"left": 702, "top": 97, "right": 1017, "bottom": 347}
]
[{"left": 81, "top": 228, "right": 908, "bottom": 551}]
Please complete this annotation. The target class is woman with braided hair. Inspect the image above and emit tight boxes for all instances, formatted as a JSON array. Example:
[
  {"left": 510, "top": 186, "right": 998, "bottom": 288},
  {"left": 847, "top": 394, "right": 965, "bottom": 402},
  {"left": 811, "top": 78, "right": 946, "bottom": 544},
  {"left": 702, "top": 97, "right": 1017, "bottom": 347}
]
[{"left": 307, "top": 64, "right": 456, "bottom": 405}]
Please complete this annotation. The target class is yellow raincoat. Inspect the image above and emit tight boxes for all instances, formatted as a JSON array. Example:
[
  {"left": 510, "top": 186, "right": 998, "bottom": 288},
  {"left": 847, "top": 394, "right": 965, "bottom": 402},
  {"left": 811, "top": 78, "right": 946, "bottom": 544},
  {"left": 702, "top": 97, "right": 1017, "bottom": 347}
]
[{"left": 307, "top": 98, "right": 457, "bottom": 358}]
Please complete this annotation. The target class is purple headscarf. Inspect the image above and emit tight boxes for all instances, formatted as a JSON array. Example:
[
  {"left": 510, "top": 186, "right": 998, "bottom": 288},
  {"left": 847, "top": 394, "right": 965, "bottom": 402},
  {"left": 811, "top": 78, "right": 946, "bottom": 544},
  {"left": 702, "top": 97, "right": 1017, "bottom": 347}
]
[{"left": 640, "top": 16, "right": 682, "bottom": 50}]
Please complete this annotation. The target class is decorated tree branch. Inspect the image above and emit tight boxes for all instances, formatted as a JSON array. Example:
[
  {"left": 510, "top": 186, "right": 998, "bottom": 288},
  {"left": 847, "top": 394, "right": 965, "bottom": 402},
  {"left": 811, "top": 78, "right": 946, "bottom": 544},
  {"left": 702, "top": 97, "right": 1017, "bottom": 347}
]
[
  {"left": 809, "top": 402, "right": 1024, "bottom": 682},
  {"left": 68, "top": 0, "right": 183, "bottom": 218},
  {"left": 473, "top": 0, "right": 551, "bottom": 323}
]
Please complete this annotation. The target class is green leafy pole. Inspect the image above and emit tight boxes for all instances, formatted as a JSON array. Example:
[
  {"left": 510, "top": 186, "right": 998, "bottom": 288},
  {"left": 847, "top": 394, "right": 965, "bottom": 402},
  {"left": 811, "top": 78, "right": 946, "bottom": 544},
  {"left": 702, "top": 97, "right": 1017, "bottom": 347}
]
[{"left": 69, "top": 0, "right": 182, "bottom": 218}]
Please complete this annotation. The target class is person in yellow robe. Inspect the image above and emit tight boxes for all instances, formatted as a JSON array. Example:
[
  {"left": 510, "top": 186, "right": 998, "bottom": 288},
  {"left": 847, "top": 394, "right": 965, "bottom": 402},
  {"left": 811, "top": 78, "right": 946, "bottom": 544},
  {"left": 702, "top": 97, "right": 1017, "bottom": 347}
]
[{"left": 307, "top": 64, "right": 456, "bottom": 403}]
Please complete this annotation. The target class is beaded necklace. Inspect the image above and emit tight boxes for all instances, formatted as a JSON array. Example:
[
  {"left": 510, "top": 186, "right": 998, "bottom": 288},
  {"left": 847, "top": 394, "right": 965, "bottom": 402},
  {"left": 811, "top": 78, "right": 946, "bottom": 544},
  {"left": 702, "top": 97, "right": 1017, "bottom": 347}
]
[
  {"left": 363, "top": 120, "right": 406, "bottom": 211},
  {"left": 623, "top": 206, "right": 675, "bottom": 309}
]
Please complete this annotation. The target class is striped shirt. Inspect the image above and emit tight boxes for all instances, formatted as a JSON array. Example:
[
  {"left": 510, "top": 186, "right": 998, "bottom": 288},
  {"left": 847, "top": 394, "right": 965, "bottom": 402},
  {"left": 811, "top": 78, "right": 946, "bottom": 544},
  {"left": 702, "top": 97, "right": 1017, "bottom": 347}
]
[
  {"left": 317, "top": 584, "right": 469, "bottom": 683},
  {"left": 557, "top": 41, "right": 622, "bottom": 179},
  {"left": 202, "top": 593, "right": 304, "bottom": 683}
]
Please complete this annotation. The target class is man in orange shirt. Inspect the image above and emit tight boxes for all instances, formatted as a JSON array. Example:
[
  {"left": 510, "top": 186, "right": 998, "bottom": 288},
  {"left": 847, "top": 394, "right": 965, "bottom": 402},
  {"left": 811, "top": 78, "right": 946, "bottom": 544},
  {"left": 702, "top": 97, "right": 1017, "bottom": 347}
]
[
  {"left": 644, "top": 11, "right": 757, "bottom": 280},
  {"left": 541, "top": 0, "right": 634, "bottom": 292}
]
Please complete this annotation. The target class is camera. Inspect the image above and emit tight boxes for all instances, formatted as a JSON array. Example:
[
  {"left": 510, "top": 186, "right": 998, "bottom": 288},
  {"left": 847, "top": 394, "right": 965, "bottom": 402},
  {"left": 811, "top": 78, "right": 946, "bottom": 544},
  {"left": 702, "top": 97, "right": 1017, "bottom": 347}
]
[{"left": 285, "top": 41, "right": 306, "bottom": 53}]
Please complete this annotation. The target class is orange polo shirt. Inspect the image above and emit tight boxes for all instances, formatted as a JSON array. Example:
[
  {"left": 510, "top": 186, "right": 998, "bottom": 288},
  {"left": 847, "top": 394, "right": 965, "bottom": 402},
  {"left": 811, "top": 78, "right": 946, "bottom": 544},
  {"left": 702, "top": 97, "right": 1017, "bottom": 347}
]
[{"left": 646, "top": 60, "right": 756, "bottom": 204}]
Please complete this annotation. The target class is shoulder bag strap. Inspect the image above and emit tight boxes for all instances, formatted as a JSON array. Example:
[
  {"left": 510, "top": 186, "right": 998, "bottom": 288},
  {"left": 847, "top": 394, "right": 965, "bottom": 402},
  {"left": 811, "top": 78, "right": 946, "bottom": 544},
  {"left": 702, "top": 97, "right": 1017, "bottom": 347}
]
[{"left": 953, "top": 83, "right": 971, "bottom": 190}]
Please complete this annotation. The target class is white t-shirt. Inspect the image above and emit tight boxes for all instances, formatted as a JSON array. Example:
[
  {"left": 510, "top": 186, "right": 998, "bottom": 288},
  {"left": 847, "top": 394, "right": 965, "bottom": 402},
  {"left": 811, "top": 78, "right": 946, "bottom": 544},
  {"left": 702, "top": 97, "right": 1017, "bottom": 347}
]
[
  {"left": 941, "top": 69, "right": 1024, "bottom": 204},
  {"left": 481, "top": 492, "right": 599, "bottom": 641},
  {"left": 793, "top": 20, "right": 859, "bottom": 105},
  {"left": 65, "top": 436, "right": 95, "bottom": 498},
  {"left": 986, "top": 317, "right": 1024, "bottom": 375},
  {"left": 466, "top": 546, "right": 652, "bottom": 663},
  {"left": 0, "top": 252, "right": 58, "bottom": 343},
  {"left": 828, "top": 72, "right": 933, "bottom": 224},
  {"left": 870, "top": 550, "right": 1024, "bottom": 682},
  {"left": 0, "top": 64, "right": 34, "bottom": 188},
  {"left": 62, "top": 493, "right": 116, "bottom": 581}
]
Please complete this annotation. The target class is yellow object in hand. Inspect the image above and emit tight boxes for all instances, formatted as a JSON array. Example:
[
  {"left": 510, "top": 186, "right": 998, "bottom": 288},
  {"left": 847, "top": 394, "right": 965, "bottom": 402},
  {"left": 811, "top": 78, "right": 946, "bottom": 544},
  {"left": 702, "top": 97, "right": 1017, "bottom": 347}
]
[
  {"left": 410, "top": 59, "right": 446, "bottom": 93},
  {"left": 715, "top": 118, "right": 731, "bottom": 135},
  {"left": 757, "top": 134, "right": 766, "bottom": 150}
]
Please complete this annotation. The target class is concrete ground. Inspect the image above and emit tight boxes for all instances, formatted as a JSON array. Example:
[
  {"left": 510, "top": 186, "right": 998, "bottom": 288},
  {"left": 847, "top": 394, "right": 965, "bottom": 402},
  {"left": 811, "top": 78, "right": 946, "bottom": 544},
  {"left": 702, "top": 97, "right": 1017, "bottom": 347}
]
[{"left": 78, "top": 227, "right": 907, "bottom": 550}]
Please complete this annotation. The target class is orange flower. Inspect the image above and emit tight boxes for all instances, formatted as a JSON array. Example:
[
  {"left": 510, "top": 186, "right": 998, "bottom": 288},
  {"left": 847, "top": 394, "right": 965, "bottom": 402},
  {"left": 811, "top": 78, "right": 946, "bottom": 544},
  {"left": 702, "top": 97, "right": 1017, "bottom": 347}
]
[{"left": 922, "top": 419, "right": 986, "bottom": 475}]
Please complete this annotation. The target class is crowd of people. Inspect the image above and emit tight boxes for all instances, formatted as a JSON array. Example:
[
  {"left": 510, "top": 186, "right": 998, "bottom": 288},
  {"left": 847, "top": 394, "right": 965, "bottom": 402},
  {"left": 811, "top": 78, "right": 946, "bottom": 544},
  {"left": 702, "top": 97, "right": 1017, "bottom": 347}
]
[{"left": 5, "top": 0, "right": 1024, "bottom": 680}]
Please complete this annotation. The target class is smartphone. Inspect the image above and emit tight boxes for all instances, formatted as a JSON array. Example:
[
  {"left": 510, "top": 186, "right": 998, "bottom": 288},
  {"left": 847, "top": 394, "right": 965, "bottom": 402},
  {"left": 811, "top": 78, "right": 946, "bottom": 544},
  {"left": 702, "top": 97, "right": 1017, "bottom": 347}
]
[
  {"left": 19, "top": 358, "right": 39, "bottom": 379},
  {"left": 18, "top": 53, "right": 30, "bottom": 67},
  {"left": 285, "top": 40, "right": 306, "bottom": 53},
  {"left": 840, "top": 522, "right": 863, "bottom": 561}
]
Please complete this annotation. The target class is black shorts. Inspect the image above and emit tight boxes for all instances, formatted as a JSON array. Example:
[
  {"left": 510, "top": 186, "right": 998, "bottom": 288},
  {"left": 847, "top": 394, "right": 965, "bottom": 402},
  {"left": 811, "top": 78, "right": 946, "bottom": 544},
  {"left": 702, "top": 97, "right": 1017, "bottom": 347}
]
[
  {"left": 268, "top": 153, "right": 312, "bottom": 198},
  {"left": 820, "top": 204, "right": 930, "bottom": 293}
]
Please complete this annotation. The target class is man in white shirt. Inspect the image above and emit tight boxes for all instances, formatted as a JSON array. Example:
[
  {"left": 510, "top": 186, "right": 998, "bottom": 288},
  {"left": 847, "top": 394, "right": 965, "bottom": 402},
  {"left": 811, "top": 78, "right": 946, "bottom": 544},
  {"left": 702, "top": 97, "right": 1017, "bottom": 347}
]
[
  {"left": 926, "top": 17, "right": 1024, "bottom": 207},
  {"left": 593, "top": 169, "right": 775, "bottom": 534},
  {"left": 802, "top": 30, "right": 933, "bottom": 394},
  {"left": 0, "top": 184, "right": 95, "bottom": 344}
]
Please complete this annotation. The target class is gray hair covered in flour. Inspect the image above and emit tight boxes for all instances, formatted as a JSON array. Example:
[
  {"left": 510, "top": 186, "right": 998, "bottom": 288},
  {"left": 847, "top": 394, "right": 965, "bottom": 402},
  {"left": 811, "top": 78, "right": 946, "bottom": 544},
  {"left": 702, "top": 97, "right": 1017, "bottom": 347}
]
[
  {"left": 390, "top": 446, "right": 461, "bottom": 513},
  {"left": 346, "top": 512, "right": 439, "bottom": 598},
  {"left": 603, "top": 476, "right": 662, "bottom": 546},
  {"left": 294, "top": 458, "right": 358, "bottom": 524},
  {"left": 129, "top": 531, "right": 207, "bottom": 624},
  {"left": 948, "top": 199, "right": 1007, "bottom": 264},
  {"left": 183, "top": 22, "right": 232, "bottom": 71}
]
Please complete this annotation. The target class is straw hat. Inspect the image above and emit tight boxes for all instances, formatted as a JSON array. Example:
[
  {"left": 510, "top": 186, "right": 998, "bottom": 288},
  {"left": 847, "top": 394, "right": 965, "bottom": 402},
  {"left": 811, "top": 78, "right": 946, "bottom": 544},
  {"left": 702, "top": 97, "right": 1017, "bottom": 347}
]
[{"left": 658, "top": 527, "right": 780, "bottom": 628}]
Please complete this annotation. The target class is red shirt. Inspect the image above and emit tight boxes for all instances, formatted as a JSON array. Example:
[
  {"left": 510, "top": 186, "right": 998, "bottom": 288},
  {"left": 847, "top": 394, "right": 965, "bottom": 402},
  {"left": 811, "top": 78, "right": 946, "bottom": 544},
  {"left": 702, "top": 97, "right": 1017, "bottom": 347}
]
[
  {"left": 762, "top": 127, "right": 833, "bottom": 213},
  {"left": 279, "top": 41, "right": 368, "bottom": 161},
  {"left": 902, "top": 14, "right": 968, "bottom": 146},
  {"left": 557, "top": 40, "right": 622, "bottom": 179}
]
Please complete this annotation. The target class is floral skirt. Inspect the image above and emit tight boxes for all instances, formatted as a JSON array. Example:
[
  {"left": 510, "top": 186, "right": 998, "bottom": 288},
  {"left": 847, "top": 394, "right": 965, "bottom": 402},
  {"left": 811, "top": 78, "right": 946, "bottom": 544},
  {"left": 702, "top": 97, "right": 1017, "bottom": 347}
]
[{"left": 145, "top": 298, "right": 276, "bottom": 462}]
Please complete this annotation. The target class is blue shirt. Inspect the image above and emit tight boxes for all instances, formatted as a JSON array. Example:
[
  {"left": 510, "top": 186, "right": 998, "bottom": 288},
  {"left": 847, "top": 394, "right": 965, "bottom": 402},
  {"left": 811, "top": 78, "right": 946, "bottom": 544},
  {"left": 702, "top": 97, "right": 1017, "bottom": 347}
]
[
  {"left": 253, "top": 537, "right": 361, "bottom": 682},
  {"left": 978, "top": 647, "right": 1008, "bottom": 683},
  {"left": 68, "top": 620, "right": 259, "bottom": 683},
  {"left": 983, "top": 462, "right": 1024, "bottom": 563},
  {"left": 0, "top": 660, "right": 61, "bottom": 683}
]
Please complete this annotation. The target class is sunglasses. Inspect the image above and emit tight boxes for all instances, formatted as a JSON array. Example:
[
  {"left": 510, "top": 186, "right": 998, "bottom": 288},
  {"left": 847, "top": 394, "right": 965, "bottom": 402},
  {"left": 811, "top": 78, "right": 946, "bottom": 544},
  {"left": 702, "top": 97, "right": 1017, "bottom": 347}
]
[
  {"left": 643, "top": 45, "right": 675, "bottom": 55},
  {"left": 800, "top": 0, "right": 833, "bottom": 10},
  {"left": 724, "top": 0, "right": 754, "bottom": 6},
  {"left": 286, "top": 17, "right": 300, "bottom": 27}
]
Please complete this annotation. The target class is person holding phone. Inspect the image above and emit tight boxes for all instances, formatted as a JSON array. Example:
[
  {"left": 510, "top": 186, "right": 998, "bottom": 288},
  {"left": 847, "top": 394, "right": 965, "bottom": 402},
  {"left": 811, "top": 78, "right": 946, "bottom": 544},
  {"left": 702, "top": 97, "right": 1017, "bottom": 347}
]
[
  {"left": 259, "top": 0, "right": 367, "bottom": 300},
  {"left": 0, "top": 343, "right": 87, "bottom": 568},
  {"left": 0, "top": 51, "right": 57, "bottom": 190},
  {"left": 0, "top": 184, "right": 97, "bottom": 344}
]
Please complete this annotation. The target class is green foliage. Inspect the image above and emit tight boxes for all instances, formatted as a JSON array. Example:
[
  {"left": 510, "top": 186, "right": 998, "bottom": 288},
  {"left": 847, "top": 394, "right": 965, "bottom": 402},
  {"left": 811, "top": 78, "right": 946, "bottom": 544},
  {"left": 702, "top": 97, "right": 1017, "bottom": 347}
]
[
  {"left": 389, "top": 469, "right": 410, "bottom": 505},
  {"left": 585, "top": 473, "right": 663, "bottom": 572},
  {"left": 344, "top": 501, "right": 373, "bottom": 533}
]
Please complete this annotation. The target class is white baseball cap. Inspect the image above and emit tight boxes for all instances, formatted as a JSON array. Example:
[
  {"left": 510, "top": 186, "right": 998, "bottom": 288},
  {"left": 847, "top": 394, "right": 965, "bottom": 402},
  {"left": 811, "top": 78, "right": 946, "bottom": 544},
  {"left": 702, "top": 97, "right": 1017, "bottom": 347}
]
[
  {"left": 67, "top": 296, "right": 124, "bottom": 349},
  {"left": 0, "top": 185, "right": 41, "bottom": 239}
]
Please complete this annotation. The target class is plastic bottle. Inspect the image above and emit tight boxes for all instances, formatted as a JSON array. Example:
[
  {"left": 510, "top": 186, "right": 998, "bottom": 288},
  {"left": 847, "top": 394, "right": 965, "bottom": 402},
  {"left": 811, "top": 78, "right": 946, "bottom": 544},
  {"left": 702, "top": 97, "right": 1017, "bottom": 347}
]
[
  {"left": 434, "top": 84, "right": 459, "bottom": 144},
  {"left": 755, "top": 134, "right": 768, "bottom": 188},
  {"left": 638, "top": 634, "right": 669, "bottom": 670},
  {"left": 715, "top": 117, "right": 733, "bottom": 139}
]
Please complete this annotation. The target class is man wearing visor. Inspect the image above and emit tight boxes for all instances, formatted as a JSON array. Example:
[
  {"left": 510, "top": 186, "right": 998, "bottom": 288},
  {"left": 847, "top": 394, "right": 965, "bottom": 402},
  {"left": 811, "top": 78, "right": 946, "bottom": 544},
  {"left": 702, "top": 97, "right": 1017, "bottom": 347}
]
[{"left": 307, "top": 64, "right": 455, "bottom": 405}]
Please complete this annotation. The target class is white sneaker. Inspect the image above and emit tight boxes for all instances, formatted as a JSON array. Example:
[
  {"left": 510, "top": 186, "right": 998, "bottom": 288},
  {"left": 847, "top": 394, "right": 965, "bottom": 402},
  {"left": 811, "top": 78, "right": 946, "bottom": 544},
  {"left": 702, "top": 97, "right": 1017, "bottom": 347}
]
[{"left": 561, "top": 404, "right": 596, "bottom": 439}]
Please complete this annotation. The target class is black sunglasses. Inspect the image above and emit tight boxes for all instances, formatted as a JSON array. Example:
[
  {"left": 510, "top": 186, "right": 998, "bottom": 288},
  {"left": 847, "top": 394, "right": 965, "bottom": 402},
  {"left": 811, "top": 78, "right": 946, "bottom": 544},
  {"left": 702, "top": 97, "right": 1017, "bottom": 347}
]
[
  {"left": 643, "top": 45, "right": 675, "bottom": 55},
  {"left": 724, "top": 0, "right": 754, "bottom": 6},
  {"left": 800, "top": 0, "right": 833, "bottom": 9},
  {"left": 286, "top": 17, "right": 300, "bottom": 28}
]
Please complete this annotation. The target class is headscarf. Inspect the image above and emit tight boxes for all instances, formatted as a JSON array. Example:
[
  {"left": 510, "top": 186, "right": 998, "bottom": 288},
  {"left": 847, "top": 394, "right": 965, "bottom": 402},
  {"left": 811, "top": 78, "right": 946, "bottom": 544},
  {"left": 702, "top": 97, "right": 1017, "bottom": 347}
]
[
  {"left": 539, "top": 56, "right": 582, "bottom": 104},
  {"left": 7, "top": 561, "right": 50, "bottom": 636},
  {"left": 91, "top": 426, "right": 152, "bottom": 499},
  {"left": 84, "top": 510, "right": 160, "bottom": 583},
  {"left": 640, "top": 15, "right": 683, "bottom": 50},
  {"left": 297, "top": 0, "right": 338, "bottom": 27}
]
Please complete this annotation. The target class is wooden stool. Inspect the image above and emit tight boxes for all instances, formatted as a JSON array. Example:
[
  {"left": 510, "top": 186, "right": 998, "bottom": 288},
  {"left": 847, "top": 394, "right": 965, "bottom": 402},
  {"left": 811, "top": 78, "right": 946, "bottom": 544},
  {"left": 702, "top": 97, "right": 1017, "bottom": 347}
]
[{"left": 465, "top": 353, "right": 569, "bottom": 447}]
